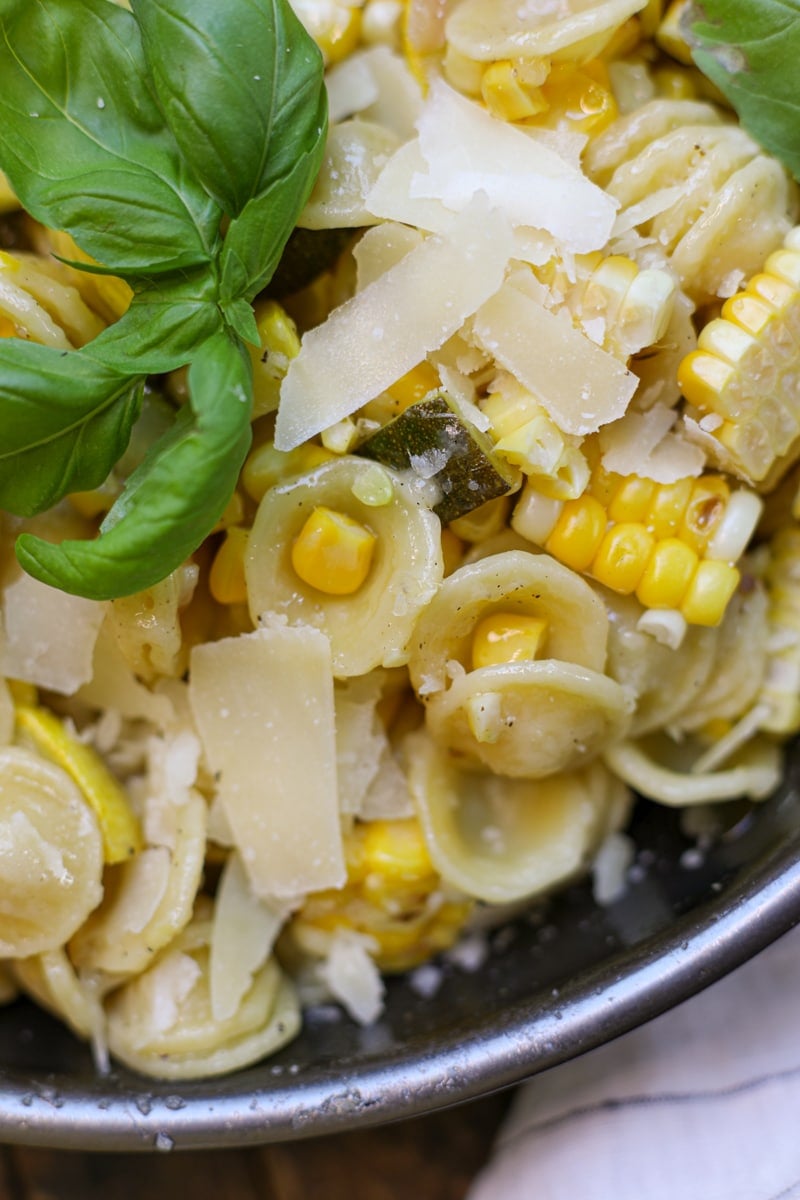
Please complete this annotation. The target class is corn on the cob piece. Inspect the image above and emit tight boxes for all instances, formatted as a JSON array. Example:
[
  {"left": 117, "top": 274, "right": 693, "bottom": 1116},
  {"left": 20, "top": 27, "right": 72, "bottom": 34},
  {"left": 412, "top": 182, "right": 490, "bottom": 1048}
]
[
  {"left": 757, "top": 527, "right": 800, "bottom": 735},
  {"left": 679, "top": 227, "right": 800, "bottom": 486},
  {"left": 512, "top": 461, "right": 762, "bottom": 626},
  {"left": 14, "top": 705, "right": 141, "bottom": 864},
  {"left": 292, "top": 818, "right": 473, "bottom": 971}
]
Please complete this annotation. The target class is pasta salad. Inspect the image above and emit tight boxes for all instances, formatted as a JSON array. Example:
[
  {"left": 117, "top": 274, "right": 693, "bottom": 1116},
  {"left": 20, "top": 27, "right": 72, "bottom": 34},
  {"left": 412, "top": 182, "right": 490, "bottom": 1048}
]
[{"left": 0, "top": 0, "right": 799, "bottom": 1080}]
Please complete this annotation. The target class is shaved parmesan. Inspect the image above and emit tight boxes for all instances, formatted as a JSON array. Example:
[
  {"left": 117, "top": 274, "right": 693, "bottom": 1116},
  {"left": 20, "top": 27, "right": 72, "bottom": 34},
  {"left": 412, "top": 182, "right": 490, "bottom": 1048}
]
[
  {"left": 276, "top": 199, "right": 513, "bottom": 450},
  {"left": 0, "top": 571, "right": 105, "bottom": 694},
  {"left": 209, "top": 852, "right": 289, "bottom": 1022},
  {"left": 353, "top": 221, "right": 424, "bottom": 291},
  {"left": 320, "top": 930, "right": 385, "bottom": 1025},
  {"left": 188, "top": 625, "right": 345, "bottom": 898},
  {"left": 473, "top": 281, "right": 638, "bottom": 435},
  {"left": 407, "top": 80, "right": 617, "bottom": 253},
  {"left": 600, "top": 404, "right": 705, "bottom": 482}
]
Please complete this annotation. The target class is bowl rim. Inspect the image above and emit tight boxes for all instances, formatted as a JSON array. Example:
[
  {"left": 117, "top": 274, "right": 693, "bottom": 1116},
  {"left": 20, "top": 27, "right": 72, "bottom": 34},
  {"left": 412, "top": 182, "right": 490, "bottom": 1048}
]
[{"left": 2, "top": 825, "right": 800, "bottom": 1152}]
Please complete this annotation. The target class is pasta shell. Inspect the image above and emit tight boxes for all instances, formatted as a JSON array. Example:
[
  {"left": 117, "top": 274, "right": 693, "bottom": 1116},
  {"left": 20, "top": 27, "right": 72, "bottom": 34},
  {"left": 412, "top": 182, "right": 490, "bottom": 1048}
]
[
  {"left": 407, "top": 728, "right": 631, "bottom": 903},
  {"left": 0, "top": 747, "right": 103, "bottom": 957},
  {"left": 245, "top": 457, "right": 443, "bottom": 677}
]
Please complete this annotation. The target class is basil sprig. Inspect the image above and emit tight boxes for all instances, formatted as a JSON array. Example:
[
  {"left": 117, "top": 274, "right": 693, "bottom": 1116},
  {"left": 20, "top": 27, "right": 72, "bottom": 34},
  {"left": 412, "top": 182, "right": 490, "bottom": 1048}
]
[
  {"left": 685, "top": 0, "right": 800, "bottom": 184},
  {"left": 0, "top": 0, "right": 327, "bottom": 599}
]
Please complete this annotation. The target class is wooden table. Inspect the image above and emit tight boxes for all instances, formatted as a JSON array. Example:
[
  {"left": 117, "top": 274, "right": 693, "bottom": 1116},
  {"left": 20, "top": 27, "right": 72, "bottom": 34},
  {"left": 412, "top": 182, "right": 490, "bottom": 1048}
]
[{"left": 0, "top": 1092, "right": 510, "bottom": 1199}]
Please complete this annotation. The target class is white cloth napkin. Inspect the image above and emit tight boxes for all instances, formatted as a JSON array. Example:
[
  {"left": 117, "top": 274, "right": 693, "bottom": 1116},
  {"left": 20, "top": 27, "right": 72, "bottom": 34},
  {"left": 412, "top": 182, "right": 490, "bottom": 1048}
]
[{"left": 468, "top": 924, "right": 800, "bottom": 1200}]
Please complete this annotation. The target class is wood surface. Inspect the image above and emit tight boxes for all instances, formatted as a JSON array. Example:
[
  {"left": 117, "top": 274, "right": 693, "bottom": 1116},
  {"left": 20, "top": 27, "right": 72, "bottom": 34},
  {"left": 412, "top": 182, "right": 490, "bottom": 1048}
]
[{"left": 0, "top": 1092, "right": 510, "bottom": 1200}]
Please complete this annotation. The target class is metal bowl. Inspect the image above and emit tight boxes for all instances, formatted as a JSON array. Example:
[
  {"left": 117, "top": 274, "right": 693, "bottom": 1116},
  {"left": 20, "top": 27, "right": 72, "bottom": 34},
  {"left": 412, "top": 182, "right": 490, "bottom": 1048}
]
[{"left": 2, "top": 752, "right": 800, "bottom": 1151}]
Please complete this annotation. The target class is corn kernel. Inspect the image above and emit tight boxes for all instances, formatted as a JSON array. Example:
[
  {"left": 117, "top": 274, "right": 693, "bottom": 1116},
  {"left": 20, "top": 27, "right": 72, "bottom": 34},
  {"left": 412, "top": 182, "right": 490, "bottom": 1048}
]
[
  {"left": 212, "top": 489, "right": 245, "bottom": 532},
  {"left": 591, "top": 523, "right": 655, "bottom": 594},
  {"left": 647, "top": 478, "right": 695, "bottom": 538},
  {"left": 636, "top": 538, "right": 699, "bottom": 609},
  {"left": 361, "top": 818, "right": 435, "bottom": 883},
  {"left": 545, "top": 494, "right": 607, "bottom": 572},
  {"left": 677, "top": 349, "right": 736, "bottom": 411},
  {"left": 608, "top": 476, "right": 657, "bottom": 524},
  {"left": 481, "top": 60, "right": 548, "bottom": 122},
  {"left": 209, "top": 526, "right": 250, "bottom": 606},
  {"left": 471, "top": 611, "right": 548, "bottom": 670},
  {"left": 653, "top": 66, "right": 697, "bottom": 99},
  {"left": 482, "top": 388, "right": 538, "bottom": 439},
  {"left": 322, "top": 6, "right": 362, "bottom": 63},
  {"left": 7, "top": 680, "right": 37, "bottom": 706},
  {"left": 680, "top": 560, "right": 740, "bottom": 626},
  {"left": 0, "top": 314, "right": 16, "bottom": 338},
  {"left": 680, "top": 477, "right": 730, "bottom": 555},
  {"left": 748, "top": 271, "right": 797, "bottom": 314},
  {"left": 698, "top": 317, "right": 757, "bottom": 367},
  {"left": 386, "top": 361, "right": 441, "bottom": 411},
  {"left": 291, "top": 506, "right": 377, "bottom": 595},
  {"left": 249, "top": 299, "right": 300, "bottom": 417},
  {"left": 655, "top": 0, "right": 694, "bottom": 64},
  {"left": 534, "top": 60, "right": 617, "bottom": 136},
  {"left": 764, "top": 248, "right": 800, "bottom": 290},
  {"left": 15, "top": 705, "right": 141, "bottom": 864},
  {"left": 722, "top": 292, "right": 775, "bottom": 339}
]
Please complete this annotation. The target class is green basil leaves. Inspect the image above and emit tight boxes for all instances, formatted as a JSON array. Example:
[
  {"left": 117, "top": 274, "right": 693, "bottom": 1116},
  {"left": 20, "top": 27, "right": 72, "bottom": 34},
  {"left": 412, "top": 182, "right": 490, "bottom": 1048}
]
[
  {"left": 686, "top": 0, "right": 800, "bottom": 183},
  {"left": 0, "top": 0, "right": 327, "bottom": 599}
]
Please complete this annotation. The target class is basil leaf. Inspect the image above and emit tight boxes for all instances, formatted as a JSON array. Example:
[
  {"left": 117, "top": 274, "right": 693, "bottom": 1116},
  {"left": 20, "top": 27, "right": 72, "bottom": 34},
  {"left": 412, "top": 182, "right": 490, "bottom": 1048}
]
[
  {"left": 0, "top": 0, "right": 222, "bottom": 275},
  {"left": 85, "top": 274, "right": 224, "bottom": 375},
  {"left": 220, "top": 142, "right": 327, "bottom": 303},
  {"left": 685, "top": 0, "right": 800, "bottom": 182},
  {"left": 15, "top": 330, "right": 253, "bottom": 600},
  {"left": 0, "top": 341, "right": 143, "bottom": 515},
  {"left": 132, "top": 0, "right": 326, "bottom": 218},
  {"left": 221, "top": 297, "right": 261, "bottom": 348}
]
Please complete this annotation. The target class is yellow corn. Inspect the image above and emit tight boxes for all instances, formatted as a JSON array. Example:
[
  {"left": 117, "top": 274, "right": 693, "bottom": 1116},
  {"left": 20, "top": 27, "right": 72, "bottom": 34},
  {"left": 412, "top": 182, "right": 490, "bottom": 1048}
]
[
  {"left": 482, "top": 382, "right": 589, "bottom": 499},
  {"left": 471, "top": 612, "right": 548, "bottom": 669},
  {"left": 15, "top": 705, "right": 141, "bottom": 863},
  {"left": 655, "top": 0, "right": 694, "bottom": 64},
  {"left": 591, "top": 523, "right": 655, "bottom": 594},
  {"left": 0, "top": 314, "right": 16, "bottom": 338},
  {"left": 293, "top": 818, "right": 473, "bottom": 971},
  {"left": 241, "top": 440, "right": 334, "bottom": 502},
  {"left": 512, "top": 461, "right": 761, "bottom": 625},
  {"left": 291, "top": 506, "right": 377, "bottom": 595},
  {"left": 576, "top": 254, "right": 676, "bottom": 360},
  {"left": 678, "top": 227, "right": 800, "bottom": 484},
  {"left": 526, "top": 60, "right": 618, "bottom": 138},
  {"left": 209, "top": 526, "right": 249, "bottom": 606},
  {"left": 481, "top": 59, "right": 549, "bottom": 122},
  {"left": 386, "top": 361, "right": 441, "bottom": 411},
  {"left": 679, "top": 560, "right": 740, "bottom": 626},
  {"left": 292, "top": 0, "right": 362, "bottom": 64},
  {"left": 248, "top": 299, "right": 301, "bottom": 418}
]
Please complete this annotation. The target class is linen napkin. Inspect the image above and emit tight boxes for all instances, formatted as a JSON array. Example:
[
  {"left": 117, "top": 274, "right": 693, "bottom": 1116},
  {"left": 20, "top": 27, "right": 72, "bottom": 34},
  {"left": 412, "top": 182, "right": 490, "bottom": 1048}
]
[{"left": 468, "top": 923, "right": 800, "bottom": 1200}]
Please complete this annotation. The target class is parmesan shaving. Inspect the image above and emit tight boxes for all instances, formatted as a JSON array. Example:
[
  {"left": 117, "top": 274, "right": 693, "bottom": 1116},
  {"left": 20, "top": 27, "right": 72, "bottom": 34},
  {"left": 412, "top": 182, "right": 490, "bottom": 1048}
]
[
  {"left": 408, "top": 79, "right": 618, "bottom": 253},
  {"left": 276, "top": 198, "right": 514, "bottom": 450},
  {"left": 188, "top": 625, "right": 345, "bottom": 898},
  {"left": 473, "top": 280, "right": 638, "bottom": 435},
  {"left": 0, "top": 571, "right": 105, "bottom": 695},
  {"left": 600, "top": 404, "right": 706, "bottom": 481},
  {"left": 209, "top": 852, "right": 290, "bottom": 1023},
  {"left": 320, "top": 929, "right": 385, "bottom": 1025}
]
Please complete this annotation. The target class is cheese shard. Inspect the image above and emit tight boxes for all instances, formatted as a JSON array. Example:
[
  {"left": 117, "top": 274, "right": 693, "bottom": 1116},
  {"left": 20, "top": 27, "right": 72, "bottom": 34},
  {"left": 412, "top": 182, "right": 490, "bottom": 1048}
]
[
  {"left": 0, "top": 572, "right": 105, "bottom": 694},
  {"left": 473, "top": 281, "right": 638, "bottom": 436},
  {"left": 188, "top": 625, "right": 345, "bottom": 899},
  {"left": 405, "top": 79, "right": 618, "bottom": 253},
  {"left": 275, "top": 198, "right": 513, "bottom": 450}
]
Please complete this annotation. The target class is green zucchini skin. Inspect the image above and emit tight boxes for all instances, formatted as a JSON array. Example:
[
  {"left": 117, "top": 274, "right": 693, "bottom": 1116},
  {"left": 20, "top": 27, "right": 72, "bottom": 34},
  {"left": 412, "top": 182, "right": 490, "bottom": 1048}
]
[{"left": 357, "top": 391, "right": 518, "bottom": 525}]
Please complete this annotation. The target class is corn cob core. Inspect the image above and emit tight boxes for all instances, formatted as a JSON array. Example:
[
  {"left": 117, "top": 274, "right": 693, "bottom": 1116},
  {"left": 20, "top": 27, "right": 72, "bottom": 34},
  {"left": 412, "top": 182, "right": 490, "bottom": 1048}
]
[
  {"left": 511, "top": 459, "right": 761, "bottom": 626},
  {"left": 293, "top": 818, "right": 473, "bottom": 972},
  {"left": 678, "top": 228, "right": 800, "bottom": 484}
]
